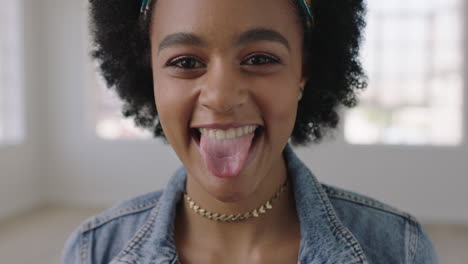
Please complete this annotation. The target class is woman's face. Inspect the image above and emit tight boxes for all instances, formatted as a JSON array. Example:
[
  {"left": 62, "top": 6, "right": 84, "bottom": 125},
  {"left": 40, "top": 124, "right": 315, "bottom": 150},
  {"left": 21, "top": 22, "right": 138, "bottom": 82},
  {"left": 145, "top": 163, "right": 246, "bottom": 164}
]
[{"left": 150, "top": 0, "right": 305, "bottom": 202}]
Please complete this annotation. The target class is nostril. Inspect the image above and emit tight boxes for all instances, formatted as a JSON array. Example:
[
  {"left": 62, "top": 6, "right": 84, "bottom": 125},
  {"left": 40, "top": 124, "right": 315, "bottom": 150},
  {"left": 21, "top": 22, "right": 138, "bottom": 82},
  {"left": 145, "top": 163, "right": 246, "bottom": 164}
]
[
  {"left": 201, "top": 102, "right": 237, "bottom": 114},
  {"left": 199, "top": 88, "right": 247, "bottom": 114}
]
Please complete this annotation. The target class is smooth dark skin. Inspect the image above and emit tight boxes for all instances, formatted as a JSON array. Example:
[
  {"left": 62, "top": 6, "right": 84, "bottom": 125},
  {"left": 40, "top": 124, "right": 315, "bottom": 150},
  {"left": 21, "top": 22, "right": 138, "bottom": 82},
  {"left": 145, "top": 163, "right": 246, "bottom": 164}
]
[{"left": 150, "top": 0, "right": 306, "bottom": 263}]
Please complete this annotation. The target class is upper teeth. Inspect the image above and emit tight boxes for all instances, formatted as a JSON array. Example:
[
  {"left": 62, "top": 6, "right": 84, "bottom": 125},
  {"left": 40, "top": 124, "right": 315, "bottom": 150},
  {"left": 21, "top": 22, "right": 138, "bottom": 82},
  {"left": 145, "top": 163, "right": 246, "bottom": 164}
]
[{"left": 199, "top": 125, "right": 258, "bottom": 140}]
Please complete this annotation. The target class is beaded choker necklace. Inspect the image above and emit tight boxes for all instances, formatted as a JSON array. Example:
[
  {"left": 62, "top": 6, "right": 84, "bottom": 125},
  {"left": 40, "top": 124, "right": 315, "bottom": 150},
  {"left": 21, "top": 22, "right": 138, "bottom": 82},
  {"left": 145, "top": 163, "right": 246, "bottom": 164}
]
[{"left": 184, "top": 179, "right": 288, "bottom": 222}]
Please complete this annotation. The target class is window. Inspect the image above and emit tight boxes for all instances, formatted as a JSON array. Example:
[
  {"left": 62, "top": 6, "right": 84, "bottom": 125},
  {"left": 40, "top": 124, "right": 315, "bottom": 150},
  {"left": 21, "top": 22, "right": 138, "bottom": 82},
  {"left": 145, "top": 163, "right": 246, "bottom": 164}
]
[
  {"left": 0, "top": 0, "right": 24, "bottom": 144},
  {"left": 345, "top": 0, "right": 464, "bottom": 145}
]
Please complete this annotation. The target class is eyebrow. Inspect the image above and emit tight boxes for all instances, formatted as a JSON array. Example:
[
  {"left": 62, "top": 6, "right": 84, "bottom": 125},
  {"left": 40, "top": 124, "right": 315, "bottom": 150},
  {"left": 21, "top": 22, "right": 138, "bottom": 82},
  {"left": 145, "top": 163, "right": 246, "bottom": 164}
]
[
  {"left": 237, "top": 28, "right": 290, "bottom": 51},
  {"left": 157, "top": 28, "right": 290, "bottom": 53},
  {"left": 158, "top": 33, "right": 207, "bottom": 53}
]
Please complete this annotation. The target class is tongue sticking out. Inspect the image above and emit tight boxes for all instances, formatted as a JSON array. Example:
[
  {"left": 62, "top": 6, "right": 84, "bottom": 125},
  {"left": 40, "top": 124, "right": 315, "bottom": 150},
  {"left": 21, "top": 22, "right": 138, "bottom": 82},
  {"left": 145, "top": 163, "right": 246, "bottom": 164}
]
[{"left": 199, "top": 132, "right": 255, "bottom": 178}]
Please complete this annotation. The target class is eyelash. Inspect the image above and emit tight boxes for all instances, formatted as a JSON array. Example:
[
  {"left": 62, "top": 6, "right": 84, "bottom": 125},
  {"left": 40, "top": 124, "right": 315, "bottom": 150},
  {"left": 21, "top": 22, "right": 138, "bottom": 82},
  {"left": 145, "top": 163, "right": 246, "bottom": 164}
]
[
  {"left": 166, "top": 53, "right": 280, "bottom": 69},
  {"left": 166, "top": 56, "right": 205, "bottom": 69}
]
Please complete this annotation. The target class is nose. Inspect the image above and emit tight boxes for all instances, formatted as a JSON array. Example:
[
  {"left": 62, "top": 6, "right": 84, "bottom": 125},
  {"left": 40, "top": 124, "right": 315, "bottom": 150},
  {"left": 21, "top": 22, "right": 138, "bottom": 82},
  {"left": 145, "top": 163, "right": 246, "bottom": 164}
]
[{"left": 199, "top": 61, "right": 248, "bottom": 114}]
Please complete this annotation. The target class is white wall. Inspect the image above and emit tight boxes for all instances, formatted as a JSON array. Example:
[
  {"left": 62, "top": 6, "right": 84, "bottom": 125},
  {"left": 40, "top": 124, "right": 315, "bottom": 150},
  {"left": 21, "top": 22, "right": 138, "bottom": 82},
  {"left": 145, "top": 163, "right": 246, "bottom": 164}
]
[
  {"left": 295, "top": 140, "right": 468, "bottom": 222},
  {"left": 3, "top": 0, "right": 467, "bottom": 222},
  {"left": 35, "top": 0, "right": 181, "bottom": 208},
  {"left": 0, "top": 0, "right": 45, "bottom": 220}
]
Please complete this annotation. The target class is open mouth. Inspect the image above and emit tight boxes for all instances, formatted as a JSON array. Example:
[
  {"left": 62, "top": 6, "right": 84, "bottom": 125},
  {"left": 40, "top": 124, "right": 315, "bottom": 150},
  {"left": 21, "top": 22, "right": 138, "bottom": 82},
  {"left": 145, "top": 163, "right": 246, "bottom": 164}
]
[
  {"left": 190, "top": 125, "right": 265, "bottom": 147},
  {"left": 190, "top": 125, "right": 264, "bottom": 178}
]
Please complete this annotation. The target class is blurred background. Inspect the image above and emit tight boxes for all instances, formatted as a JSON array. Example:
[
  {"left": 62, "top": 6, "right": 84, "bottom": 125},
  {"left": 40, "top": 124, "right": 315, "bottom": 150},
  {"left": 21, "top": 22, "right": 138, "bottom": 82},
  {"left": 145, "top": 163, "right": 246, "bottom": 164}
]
[{"left": 0, "top": 0, "right": 467, "bottom": 263}]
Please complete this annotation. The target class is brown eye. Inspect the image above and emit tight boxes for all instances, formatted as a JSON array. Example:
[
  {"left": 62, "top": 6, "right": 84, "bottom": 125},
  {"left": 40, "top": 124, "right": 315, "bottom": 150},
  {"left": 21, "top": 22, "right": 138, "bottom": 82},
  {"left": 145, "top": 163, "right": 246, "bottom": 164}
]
[
  {"left": 242, "top": 54, "right": 280, "bottom": 66},
  {"left": 167, "top": 57, "right": 204, "bottom": 69}
]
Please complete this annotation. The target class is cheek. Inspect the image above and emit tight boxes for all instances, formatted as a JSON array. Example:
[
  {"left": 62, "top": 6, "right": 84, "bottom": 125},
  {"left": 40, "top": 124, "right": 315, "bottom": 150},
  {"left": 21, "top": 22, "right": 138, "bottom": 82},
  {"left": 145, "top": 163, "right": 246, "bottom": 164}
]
[
  {"left": 256, "top": 76, "right": 299, "bottom": 134},
  {"left": 270, "top": 91, "right": 297, "bottom": 120},
  {"left": 153, "top": 77, "right": 195, "bottom": 140}
]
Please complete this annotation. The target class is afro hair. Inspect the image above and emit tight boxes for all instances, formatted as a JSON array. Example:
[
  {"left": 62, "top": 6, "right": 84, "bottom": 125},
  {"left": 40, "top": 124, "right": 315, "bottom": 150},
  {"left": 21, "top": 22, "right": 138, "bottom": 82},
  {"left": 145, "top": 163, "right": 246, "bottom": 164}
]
[{"left": 88, "top": 0, "right": 367, "bottom": 146}]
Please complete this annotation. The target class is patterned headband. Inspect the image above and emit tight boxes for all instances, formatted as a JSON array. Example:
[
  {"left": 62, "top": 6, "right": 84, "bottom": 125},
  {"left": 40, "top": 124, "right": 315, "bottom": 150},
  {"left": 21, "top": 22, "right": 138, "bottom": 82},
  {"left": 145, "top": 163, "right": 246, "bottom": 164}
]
[{"left": 140, "top": 0, "right": 315, "bottom": 30}]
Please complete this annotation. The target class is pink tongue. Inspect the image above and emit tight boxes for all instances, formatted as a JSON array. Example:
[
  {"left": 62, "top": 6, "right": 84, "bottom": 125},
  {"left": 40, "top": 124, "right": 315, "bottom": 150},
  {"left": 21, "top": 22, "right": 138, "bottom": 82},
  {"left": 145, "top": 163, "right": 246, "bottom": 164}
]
[{"left": 199, "top": 133, "right": 255, "bottom": 178}]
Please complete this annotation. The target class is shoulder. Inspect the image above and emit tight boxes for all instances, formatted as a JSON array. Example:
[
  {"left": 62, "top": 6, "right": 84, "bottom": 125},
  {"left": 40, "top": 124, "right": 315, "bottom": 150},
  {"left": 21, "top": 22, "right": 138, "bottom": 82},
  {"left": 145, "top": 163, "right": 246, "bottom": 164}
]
[
  {"left": 80, "top": 189, "right": 163, "bottom": 232},
  {"left": 61, "top": 189, "right": 163, "bottom": 264},
  {"left": 322, "top": 183, "right": 410, "bottom": 219},
  {"left": 322, "top": 184, "right": 438, "bottom": 263}
]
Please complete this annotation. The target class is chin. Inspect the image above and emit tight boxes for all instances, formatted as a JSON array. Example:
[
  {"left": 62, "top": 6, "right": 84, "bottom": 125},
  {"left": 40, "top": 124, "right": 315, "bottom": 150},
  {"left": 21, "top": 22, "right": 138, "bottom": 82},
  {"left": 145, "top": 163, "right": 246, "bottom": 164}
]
[{"left": 203, "top": 175, "right": 255, "bottom": 203}]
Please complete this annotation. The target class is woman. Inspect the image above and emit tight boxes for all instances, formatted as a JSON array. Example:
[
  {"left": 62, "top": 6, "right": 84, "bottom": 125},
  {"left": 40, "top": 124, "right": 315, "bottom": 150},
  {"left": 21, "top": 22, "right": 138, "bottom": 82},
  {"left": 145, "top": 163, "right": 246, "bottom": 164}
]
[{"left": 62, "top": 0, "right": 437, "bottom": 263}]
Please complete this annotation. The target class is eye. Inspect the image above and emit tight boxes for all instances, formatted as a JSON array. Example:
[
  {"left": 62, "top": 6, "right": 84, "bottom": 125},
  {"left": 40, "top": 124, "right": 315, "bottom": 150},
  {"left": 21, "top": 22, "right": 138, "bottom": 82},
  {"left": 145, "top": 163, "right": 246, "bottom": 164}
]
[
  {"left": 242, "top": 54, "right": 280, "bottom": 66},
  {"left": 166, "top": 56, "right": 205, "bottom": 69}
]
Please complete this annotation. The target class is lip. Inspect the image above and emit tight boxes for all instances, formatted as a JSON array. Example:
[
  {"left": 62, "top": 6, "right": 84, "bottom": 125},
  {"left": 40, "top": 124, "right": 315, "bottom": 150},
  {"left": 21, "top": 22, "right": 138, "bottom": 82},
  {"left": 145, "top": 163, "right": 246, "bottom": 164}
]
[{"left": 191, "top": 123, "right": 263, "bottom": 130}]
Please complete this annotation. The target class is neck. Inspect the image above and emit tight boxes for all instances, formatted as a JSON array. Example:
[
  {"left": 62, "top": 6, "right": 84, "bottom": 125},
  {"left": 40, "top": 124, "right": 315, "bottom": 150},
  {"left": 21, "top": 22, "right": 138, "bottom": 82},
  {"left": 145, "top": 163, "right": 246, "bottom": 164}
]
[{"left": 175, "top": 156, "right": 299, "bottom": 250}]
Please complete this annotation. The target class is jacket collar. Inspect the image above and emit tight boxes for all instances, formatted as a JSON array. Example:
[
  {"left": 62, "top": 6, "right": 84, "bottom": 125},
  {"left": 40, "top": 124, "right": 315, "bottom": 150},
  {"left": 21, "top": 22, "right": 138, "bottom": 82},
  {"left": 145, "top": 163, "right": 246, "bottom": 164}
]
[
  {"left": 284, "top": 145, "right": 368, "bottom": 264},
  {"left": 112, "top": 145, "right": 368, "bottom": 264},
  {"left": 110, "top": 166, "right": 185, "bottom": 264}
]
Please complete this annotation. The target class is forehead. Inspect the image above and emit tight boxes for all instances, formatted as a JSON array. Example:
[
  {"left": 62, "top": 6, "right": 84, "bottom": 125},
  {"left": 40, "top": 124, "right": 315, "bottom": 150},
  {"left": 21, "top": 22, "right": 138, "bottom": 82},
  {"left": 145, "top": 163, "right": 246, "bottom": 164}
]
[{"left": 150, "top": 0, "right": 302, "bottom": 46}]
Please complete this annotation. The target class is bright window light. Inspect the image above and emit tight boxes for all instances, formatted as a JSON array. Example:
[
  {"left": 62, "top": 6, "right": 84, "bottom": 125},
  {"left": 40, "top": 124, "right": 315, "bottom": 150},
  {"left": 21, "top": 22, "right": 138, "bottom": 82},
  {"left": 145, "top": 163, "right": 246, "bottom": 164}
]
[
  {"left": 345, "top": 0, "right": 464, "bottom": 145},
  {"left": 84, "top": 0, "right": 151, "bottom": 140},
  {"left": 91, "top": 67, "right": 152, "bottom": 140},
  {"left": 0, "top": 0, "right": 24, "bottom": 144}
]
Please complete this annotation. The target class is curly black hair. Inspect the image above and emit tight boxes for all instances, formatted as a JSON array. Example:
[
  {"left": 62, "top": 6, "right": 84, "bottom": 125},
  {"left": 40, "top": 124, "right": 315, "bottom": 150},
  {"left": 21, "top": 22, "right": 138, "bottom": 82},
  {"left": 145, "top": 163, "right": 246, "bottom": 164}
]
[{"left": 89, "top": 0, "right": 367, "bottom": 146}]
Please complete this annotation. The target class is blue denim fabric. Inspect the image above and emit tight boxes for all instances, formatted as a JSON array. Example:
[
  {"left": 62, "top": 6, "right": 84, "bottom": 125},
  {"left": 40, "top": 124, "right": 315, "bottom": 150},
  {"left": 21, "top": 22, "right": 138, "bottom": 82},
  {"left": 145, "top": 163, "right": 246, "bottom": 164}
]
[{"left": 62, "top": 145, "right": 438, "bottom": 263}]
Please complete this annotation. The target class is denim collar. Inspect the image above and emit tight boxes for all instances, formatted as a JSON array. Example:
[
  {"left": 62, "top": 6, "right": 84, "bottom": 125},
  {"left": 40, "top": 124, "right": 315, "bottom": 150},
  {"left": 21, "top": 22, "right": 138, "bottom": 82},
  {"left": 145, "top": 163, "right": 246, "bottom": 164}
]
[
  {"left": 284, "top": 145, "right": 368, "bottom": 264},
  {"left": 113, "top": 145, "right": 368, "bottom": 264}
]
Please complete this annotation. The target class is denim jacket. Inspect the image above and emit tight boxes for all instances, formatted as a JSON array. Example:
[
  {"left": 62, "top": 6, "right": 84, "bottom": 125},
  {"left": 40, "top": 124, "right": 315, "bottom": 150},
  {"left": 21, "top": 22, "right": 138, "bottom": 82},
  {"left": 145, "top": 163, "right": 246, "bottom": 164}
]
[{"left": 62, "top": 145, "right": 438, "bottom": 264}]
